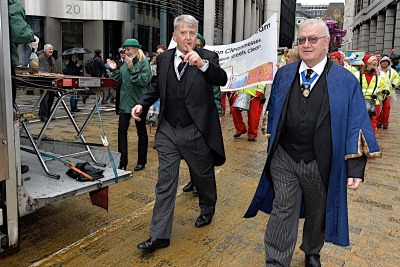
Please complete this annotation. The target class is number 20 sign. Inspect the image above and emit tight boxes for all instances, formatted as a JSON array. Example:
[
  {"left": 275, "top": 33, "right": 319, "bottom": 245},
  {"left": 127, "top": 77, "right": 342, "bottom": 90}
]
[{"left": 66, "top": 4, "right": 80, "bottom": 15}]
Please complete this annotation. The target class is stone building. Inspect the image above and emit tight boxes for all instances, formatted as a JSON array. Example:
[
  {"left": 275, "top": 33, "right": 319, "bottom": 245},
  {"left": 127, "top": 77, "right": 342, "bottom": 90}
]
[
  {"left": 19, "top": 0, "right": 296, "bottom": 66},
  {"left": 349, "top": 0, "right": 400, "bottom": 54}
]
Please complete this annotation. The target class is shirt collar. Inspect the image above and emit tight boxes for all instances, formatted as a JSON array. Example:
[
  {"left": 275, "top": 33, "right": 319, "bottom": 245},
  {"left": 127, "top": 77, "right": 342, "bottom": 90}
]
[
  {"left": 175, "top": 49, "right": 184, "bottom": 60},
  {"left": 299, "top": 56, "right": 327, "bottom": 76}
]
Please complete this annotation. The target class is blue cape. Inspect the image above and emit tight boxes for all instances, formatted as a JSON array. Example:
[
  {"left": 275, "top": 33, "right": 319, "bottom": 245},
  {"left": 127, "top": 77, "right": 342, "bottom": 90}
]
[{"left": 244, "top": 61, "right": 381, "bottom": 246}]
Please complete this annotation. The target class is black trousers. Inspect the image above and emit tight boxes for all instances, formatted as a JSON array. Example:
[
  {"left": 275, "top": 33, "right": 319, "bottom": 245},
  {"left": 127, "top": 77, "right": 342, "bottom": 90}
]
[
  {"left": 118, "top": 111, "right": 148, "bottom": 168},
  {"left": 39, "top": 91, "right": 55, "bottom": 119},
  {"left": 115, "top": 86, "right": 121, "bottom": 115}
]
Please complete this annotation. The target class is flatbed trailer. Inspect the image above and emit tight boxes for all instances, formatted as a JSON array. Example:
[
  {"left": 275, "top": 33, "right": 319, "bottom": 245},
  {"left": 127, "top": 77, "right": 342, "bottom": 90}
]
[{"left": 0, "top": 2, "right": 131, "bottom": 254}]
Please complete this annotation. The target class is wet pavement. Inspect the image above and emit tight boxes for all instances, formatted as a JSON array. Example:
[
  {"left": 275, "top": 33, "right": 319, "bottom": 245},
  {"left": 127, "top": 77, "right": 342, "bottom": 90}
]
[{"left": 1, "top": 90, "right": 400, "bottom": 266}]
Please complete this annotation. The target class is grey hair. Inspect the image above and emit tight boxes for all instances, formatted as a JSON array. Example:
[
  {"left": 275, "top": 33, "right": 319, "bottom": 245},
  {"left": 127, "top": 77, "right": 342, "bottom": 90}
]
[
  {"left": 298, "top": 19, "right": 329, "bottom": 37},
  {"left": 44, "top": 44, "right": 53, "bottom": 50},
  {"left": 174, "top": 15, "right": 198, "bottom": 32}
]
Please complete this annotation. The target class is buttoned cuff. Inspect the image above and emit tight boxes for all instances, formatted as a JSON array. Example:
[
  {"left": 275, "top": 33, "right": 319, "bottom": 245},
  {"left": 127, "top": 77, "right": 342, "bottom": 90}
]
[{"left": 198, "top": 59, "right": 209, "bottom": 72}]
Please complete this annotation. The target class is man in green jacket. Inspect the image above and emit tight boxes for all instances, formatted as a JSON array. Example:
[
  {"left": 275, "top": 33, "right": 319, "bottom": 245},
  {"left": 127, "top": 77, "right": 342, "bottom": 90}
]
[
  {"left": 8, "top": 0, "right": 38, "bottom": 174},
  {"left": 8, "top": 0, "right": 38, "bottom": 103}
]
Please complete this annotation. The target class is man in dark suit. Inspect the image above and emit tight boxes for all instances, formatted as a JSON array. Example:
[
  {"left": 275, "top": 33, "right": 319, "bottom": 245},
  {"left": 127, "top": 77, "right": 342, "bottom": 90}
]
[
  {"left": 132, "top": 14, "right": 227, "bottom": 253},
  {"left": 244, "top": 19, "right": 381, "bottom": 266},
  {"left": 182, "top": 32, "right": 223, "bottom": 195},
  {"left": 114, "top": 47, "right": 126, "bottom": 114}
]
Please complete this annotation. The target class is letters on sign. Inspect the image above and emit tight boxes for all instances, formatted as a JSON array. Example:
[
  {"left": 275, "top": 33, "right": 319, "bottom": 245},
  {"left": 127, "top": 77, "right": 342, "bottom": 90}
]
[{"left": 66, "top": 4, "right": 80, "bottom": 15}]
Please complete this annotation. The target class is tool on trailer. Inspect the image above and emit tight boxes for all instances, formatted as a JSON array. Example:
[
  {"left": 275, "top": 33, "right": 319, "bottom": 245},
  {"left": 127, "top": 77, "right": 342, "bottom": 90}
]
[
  {"left": 95, "top": 100, "right": 119, "bottom": 183},
  {"left": 20, "top": 147, "right": 93, "bottom": 180}
]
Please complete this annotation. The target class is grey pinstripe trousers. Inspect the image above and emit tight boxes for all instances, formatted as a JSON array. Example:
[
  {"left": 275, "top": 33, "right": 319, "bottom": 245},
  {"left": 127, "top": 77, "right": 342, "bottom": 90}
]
[
  {"left": 150, "top": 120, "right": 216, "bottom": 239},
  {"left": 265, "top": 145, "right": 326, "bottom": 267}
]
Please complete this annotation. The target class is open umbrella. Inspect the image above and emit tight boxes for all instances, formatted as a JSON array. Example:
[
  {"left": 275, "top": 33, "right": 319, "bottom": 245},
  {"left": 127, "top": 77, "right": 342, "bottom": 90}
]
[{"left": 61, "top": 47, "right": 92, "bottom": 56}]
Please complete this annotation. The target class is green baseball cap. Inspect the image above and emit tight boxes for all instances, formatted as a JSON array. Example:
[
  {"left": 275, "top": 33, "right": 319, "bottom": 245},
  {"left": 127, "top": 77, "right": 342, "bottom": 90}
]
[{"left": 122, "top": 38, "right": 142, "bottom": 48}]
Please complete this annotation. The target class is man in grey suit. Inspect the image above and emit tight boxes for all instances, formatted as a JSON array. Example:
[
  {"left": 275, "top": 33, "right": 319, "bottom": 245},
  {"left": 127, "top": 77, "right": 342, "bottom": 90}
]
[{"left": 132, "top": 14, "right": 227, "bottom": 253}]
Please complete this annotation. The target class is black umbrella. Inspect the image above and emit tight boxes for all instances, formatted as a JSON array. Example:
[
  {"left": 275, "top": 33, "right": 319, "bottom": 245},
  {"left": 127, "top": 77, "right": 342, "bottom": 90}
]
[{"left": 61, "top": 47, "right": 92, "bottom": 56}]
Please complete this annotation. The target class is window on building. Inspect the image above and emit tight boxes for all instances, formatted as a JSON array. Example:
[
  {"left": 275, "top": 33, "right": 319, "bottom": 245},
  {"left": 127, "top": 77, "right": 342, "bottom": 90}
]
[
  {"left": 61, "top": 21, "right": 84, "bottom": 69},
  {"left": 138, "top": 25, "right": 150, "bottom": 53}
]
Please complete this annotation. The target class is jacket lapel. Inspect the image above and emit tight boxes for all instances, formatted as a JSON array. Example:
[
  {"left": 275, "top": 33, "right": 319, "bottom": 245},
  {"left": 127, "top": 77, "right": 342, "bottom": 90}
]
[
  {"left": 276, "top": 62, "right": 300, "bottom": 113},
  {"left": 315, "top": 60, "right": 333, "bottom": 131},
  {"left": 159, "top": 49, "right": 175, "bottom": 100},
  {"left": 184, "top": 47, "right": 201, "bottom": 97},
  {"left": 315, "top": 88, "right": 330, "bottom": 131}
]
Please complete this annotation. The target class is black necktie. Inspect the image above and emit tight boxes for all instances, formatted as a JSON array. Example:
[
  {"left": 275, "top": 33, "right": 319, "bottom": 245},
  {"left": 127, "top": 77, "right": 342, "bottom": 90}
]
[
  {"left": 305, "top": 69, "right": 313, "bottom": 81},
  {"left": 178, "top": 56, "right": 186, "bottom": 73}
]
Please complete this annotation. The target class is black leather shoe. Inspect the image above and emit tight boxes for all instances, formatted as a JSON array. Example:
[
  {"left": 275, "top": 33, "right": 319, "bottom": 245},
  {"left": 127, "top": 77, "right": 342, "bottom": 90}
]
[
  {"left": 71, "top": 107, "right": 81, "bottom": 112},
  {"left": 195, "top": 213, "right": 213, "bottom": 228},
  {"left": 137, "top": 237, "right": 170, "bottom": 252},
  {"left": 383, "top": 125, "right": 388, "bottom": 129},
  {"left": 118, "top": 164, "right": 127, "bottom": 170},
  {"left": 134, "top": 164, "right": 145, "bottom": 171},
  {"left": 248, "top": 137, "right": 256, "bottom": 142},
  {"left": 377, "top": 124, "right": 383, "bottom": 128},
  {"left": 305, "top": 254, "right": 321, "bottom": 267},
  {"left": 192, "top": 185, "right": 198, "bottom": 195},
  {"left": 183, "top": 181, "right": 194, "bottom": 192},
  {"left": 21, "top": 165, "right": 29, "bottom": 174},
  {"left": 40, "top": 116, "right": 48, "bottom": 122},
  {"left": 233, "top": 130, "right": 247, "bottom": 138}
]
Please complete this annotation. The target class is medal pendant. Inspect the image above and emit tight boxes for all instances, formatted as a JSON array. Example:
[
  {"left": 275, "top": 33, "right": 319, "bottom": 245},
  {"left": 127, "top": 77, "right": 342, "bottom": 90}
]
[{"left": 302, "top": 89, "right": 310, "bottom": 97}]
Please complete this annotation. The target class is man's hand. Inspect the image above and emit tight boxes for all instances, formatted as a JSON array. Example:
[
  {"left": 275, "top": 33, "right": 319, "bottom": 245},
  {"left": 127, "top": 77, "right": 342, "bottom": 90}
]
[
  {"left": 29, "top": 35, "right": 39, "bottom": 51},
  {"left": 183, "top": 43, "right": 205, "bottom": 68},
  {"left": 347, "top": 178, "right": 362, "bottom": 190},
  {"left": 131, "top": 105, "right": 143, "bottom": 121},
  {"left": 106, "top": 59, "right": 117, "bottom": 70}
]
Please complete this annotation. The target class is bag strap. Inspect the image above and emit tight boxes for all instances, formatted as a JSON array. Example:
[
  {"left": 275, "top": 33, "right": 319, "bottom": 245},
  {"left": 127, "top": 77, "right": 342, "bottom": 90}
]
[{"left": 360, "top": 71, "right": 378, "bottom": 95}]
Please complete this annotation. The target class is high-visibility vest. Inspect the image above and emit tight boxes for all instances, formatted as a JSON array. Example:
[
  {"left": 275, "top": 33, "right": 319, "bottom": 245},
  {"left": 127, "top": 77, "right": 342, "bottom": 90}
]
[
  {"left": 379, "top": 68, "right": 400, "bottom": 94},
  {"left": 358, "top": 72, "right": 385, "bottom": 105}
]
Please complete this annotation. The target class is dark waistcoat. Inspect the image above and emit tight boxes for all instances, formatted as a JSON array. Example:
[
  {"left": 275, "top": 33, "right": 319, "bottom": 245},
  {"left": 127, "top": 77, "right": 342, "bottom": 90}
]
[
  {"left": 279, "top": 68, "right": 328, "bottom": 163},
  {"left": 164, "top": 59, "right": 194, "bottom": 127}
]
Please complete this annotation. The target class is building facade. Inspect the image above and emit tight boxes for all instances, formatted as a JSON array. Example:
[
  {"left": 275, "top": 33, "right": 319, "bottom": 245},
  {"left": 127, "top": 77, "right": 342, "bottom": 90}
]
[
  {"left": 295, "top": 2, "right": 345, "bottom": 51},
  {"left": 19, "top": 0, "right": 296, "bottom": 70},
  {"left": 263, "top": 0, "right": 296, "bottom": 48},
  {"left": 20, "top": 0, "right": 133, "bottom": 70},
  {"left": 342, "top": 0, "right": 355, "bottom": 51},
  {"left": 350, "top": 0, "right": 400, "bottom": 55},
  {"left": 296, "top": 3, "right": 328, "bottom": 19}
]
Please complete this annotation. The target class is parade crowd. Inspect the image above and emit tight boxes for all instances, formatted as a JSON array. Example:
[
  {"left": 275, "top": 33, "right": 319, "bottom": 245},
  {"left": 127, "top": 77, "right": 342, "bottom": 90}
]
[{"left": 9, "top": 0, "right": 398, "bottom": 265}]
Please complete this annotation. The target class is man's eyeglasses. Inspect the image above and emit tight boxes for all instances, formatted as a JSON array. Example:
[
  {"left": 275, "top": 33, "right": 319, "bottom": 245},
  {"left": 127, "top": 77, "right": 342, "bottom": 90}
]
[{"left": 297, "top": 36, "right": 326, "bottom": 45}]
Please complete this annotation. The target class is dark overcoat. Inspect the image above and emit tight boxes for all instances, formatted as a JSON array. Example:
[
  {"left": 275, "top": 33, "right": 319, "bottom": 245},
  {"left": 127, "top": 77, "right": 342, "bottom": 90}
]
[
  {"left": 244, "top": 60, "right": 381, "bottom": 246},
  {"left": 139, "top": 47, "right": 228, "bottom": 166}
]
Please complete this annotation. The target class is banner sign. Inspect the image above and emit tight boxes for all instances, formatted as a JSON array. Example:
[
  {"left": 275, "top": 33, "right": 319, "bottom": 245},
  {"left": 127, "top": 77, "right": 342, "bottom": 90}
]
[{"left": 168, "top": 14, "right": 278, "bottom": 92}]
